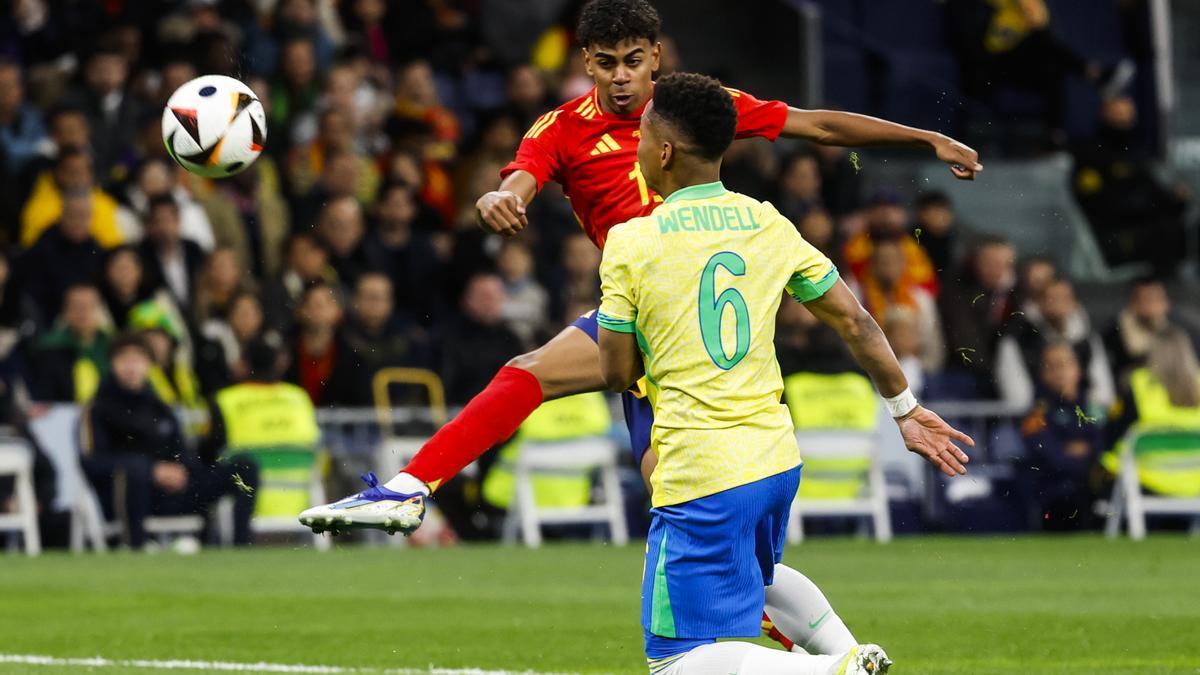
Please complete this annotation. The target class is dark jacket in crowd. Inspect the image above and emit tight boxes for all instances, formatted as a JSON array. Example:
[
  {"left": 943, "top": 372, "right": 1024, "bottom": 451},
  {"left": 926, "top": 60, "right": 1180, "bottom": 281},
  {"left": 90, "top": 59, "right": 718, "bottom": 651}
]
[
  {"left": 284, "top": 330, "right": 369, "bottom": 406},
  {"left": 17, "top": 225, "right": 104, "bottom": 320},
  {"left": 86, "top": 375, "right": 186, "bottom": 463},
  {"left": 138, "top": 239, "right": 207, "bottom": 310},
  {"left": 364, "top": 229, "right": 444, "bottom": 326},
  {"left": 1020, "top": 388, "right": 1104, "bottom": 530},
  {"left": 438, "top": 314, "right": 524, "bottom": 405}
]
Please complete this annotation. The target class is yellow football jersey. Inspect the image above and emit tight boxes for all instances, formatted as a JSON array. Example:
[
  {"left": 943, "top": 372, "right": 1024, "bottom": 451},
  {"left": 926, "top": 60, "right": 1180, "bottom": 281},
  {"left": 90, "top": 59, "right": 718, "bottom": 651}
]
[{"left": 599, "top": 181, "right": 839, "bottom": 507}]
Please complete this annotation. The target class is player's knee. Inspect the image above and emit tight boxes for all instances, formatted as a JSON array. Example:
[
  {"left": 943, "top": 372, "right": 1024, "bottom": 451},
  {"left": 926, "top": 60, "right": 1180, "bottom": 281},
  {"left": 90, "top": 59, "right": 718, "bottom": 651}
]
[{"left": 505, "top": 350, "right": 548, "bottom": 383}]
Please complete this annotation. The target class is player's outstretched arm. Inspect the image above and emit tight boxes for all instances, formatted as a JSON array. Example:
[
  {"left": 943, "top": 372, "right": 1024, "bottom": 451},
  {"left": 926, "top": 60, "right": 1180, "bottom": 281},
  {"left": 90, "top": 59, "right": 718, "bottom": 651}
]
[
  {"left": 475, "top": 170, "right": 539, "bottom": 236},
  {"left": 781, "top": 108, "right": 983, "bottom": 180},
  {"left": 804, "top": 280, "right": 974, "bottom": 476}
]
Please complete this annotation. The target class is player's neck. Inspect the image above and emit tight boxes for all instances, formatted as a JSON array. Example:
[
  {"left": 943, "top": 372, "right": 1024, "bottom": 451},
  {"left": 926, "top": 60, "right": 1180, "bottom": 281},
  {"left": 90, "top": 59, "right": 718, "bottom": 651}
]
[{"left": 656, "top": 166, "right": 723, "bottom": 201}]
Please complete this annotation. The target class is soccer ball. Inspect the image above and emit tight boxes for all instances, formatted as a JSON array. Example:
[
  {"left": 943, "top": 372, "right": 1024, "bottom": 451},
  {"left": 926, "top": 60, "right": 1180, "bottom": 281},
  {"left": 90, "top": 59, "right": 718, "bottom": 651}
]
[{"left": 162, "top": 75, "right": 267, "bottom": 178}]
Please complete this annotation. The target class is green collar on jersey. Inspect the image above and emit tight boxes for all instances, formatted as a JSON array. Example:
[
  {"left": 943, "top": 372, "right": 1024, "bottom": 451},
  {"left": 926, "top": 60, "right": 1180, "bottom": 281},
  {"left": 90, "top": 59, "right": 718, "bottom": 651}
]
[{"left": 662, "top": 181, "right": 728, "bottom": 204}]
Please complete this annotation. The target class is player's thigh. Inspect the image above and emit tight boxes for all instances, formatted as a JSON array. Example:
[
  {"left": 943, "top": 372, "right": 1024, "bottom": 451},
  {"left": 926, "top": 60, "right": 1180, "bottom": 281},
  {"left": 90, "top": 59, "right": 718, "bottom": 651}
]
[{"left": 507, "top": 321, "right": 605, "bottom": 400}]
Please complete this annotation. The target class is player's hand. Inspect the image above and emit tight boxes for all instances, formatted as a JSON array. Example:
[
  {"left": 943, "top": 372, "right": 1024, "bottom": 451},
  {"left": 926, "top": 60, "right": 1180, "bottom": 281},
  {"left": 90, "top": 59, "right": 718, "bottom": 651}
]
[
  {"left": 895, "top": 406, "right": 974, "bottom": 477},
  {"left": 476, "top": 190, "right": 528, "bottom": 236},
  {"left": 932, "top": 135, "right": 982, "bottom": 181}
]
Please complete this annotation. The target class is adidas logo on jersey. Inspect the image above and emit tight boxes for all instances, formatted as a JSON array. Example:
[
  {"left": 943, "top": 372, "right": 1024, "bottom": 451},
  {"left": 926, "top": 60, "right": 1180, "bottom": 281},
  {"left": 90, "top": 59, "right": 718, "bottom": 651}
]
[{"left": 590, "top": 133, "right": 622, "bottom": 156}]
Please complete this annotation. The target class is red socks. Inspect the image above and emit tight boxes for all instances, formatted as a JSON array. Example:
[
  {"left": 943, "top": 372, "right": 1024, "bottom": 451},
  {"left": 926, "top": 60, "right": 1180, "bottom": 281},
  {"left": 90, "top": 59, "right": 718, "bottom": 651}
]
[{"left": 403, "top": 366, "right": 544, "bottom": 491}]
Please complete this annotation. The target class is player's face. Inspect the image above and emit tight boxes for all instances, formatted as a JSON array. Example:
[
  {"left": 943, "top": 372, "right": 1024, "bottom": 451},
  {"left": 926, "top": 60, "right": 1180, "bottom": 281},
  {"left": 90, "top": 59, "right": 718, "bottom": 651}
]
[{"left": 584, "top": 39, "right": 660, "bottom": 115}]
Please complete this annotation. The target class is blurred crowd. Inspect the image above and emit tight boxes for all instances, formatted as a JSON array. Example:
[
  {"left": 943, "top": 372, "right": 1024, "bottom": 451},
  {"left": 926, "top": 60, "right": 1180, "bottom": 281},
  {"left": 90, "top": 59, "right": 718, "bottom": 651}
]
[{"left": 0, "top": 0, "right": 1197, "bottom": 546}]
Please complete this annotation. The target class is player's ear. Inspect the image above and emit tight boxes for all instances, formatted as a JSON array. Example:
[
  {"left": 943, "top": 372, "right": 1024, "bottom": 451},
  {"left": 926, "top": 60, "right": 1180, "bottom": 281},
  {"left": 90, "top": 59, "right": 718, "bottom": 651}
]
[
  {"left": 582, "top": 48, "right": 594, "bottom": 78},
  {"left": 650, "top": 42, "right": 661, "bottom": 73},
  {"left": 660, "top": 140, "right": 674, "bottom": 170}
]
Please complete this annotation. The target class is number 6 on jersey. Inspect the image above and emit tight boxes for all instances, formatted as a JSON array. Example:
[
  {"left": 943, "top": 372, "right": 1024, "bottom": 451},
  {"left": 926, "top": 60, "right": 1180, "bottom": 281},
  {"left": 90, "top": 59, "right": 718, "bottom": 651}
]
[{"left": 698, "top": 252, "right": 750, "bottom": 370}]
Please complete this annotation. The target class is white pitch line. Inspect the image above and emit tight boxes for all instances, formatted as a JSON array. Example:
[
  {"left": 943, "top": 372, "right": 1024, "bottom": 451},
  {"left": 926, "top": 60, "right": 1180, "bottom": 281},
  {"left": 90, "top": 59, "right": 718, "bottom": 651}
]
[{"left": 0, "top": 654, "right": 577, "bottom": 675}]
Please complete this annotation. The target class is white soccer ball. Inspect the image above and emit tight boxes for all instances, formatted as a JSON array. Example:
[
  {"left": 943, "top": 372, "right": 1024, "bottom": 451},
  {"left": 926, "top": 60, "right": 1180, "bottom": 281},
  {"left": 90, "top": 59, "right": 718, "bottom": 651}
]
[{"left": 161, "top": 74, "right": 267, "bottom": 178}]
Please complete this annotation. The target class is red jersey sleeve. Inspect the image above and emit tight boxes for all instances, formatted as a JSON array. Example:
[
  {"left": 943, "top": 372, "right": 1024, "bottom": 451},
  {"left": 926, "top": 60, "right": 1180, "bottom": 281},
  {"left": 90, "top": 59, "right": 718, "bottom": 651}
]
[
  {"left": 500, "top": 110, "right": 567, "bottom": 190},
  {"left": 728, "top": 87, "right": 789, "bottom": 142}
]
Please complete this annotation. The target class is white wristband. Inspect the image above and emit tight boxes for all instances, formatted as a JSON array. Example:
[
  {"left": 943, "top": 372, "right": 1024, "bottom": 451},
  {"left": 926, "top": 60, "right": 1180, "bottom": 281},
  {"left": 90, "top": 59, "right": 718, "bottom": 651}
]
[{"left": 884, "top": 388, "right": 918, "bottom": 418}]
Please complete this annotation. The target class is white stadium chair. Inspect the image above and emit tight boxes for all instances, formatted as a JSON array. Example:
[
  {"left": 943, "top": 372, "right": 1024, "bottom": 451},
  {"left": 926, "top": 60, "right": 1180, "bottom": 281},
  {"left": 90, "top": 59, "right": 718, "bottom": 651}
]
[
  {"left": 1105, "top": 427, "right": 1200, "bottom": 540},
  {"left": 505, "top": 436, "right": 628, "bottom": 549},
  {"left": 0, "top": 439, "right": 41, "bottom": 555},
  {"left": 788, "top": 429, "right": 892, "bottom": 544}
]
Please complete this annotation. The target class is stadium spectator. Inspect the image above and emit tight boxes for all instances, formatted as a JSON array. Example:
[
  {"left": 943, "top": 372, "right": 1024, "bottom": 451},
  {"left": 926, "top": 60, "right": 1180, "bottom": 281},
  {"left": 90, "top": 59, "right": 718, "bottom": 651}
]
[
  {"left": 344, "top": 272, "right": 427, "bottom": 386},
  {"left": 796, "top": 207, "right": 837, "bottom": 261},
  {"left": 201, "top": 337, "right": 321, "bottom": 546},
  {"left": 0, "top": 251, "right": 39, "bottom": 343},
  {"left": 315, "top": 196, "right": 372, "bottom": 286},
  {"left": 20, "top": 147, "right": 121, "bottom": 248},
  {"left": 720, "top": 136, "right": 777, "bottom": 201},
  {"left": 128, "top": 301, "right": 203, "bottom": 412},
  {"left": 18, "top": 189, "right": 105, "bottom": 320},
  {"left": 392, "top": 59, "right": 460, "bottom": 153},
  {"left": 1072, "top": 95, "right": 1189, "bottom": 275},
  {"left": 937, "top": 235, "right": 1018, "bottom": 397},
  {"left": 1107, "top": 327, "right": 1200, "bottom": 447},
  {"left": 115, "top": 157, "right": 215, "bottom": 250},
  {"left": 911, "top": 191, "right": 960, "bottom": 280},
  {"left": 196, "top": 160, "right": 290, "bottom": 279},
  {"left": 0, "top": 56, "right": 46, "bottom": 179},
  {"left": 551, "top": 232, "right": 601, "bottom": 320},
  {"left": 1019, "top": 341, "right": 1103, "bottom": 531},
  {"left": 319, "top": 61, "right": 384, "bottom": 150},
  {"left": 292, "top": 148, "right": 372, "bottom": 229},
  {"left": 505, "top": 64, "right": 551, "bottom": 130},
  {"left": 774, "top": 300, "right": 857, "bottom": 377},
  {"left": 262, "top": 232, "right": 337, "bottom": 331},
  {"left": 363, "top": 182, "right": 443, "bottom": 325},
  {"left": 82, "top": 334, "right": 258, "bottom": 548},
  {"left": 268, "top": 37, "right": 322, "bottom": 150},
  {"left": 946, "top": 0, "right": 1133, "bottom": 147},
  {"left": 64, "top": 47, "right": 143, "bottom": 180},
  {"left": 98, "top": 246, "right": 151, "bottom": 329},
  {"left": 497, "top": 239, "right": 549, "bottom": 348},
  {"left": 859, "top": 233, "right": 944, "bottom": 372},
  {"left": 842, "top": 191, "right": 938, "bottom": 297},
  {"left": 1104, "top": 278, "right": 1179, "bottom": 388},
  {"left": 1015, "top": 255, "right": 1059, "bottom": 315},
  {"left": 37, "top": 106, "right": 92, "bottom": 166},
  {"left": 996, "top": 278, "right": 1116, "bottom": 411},
  {"left": 193, "top": 247, "right": 255, "bottom": 326},
  {"left": 26, "top": 284, "right": 110, "bottom": 402},
  {"left": 438, "top": 273, "right": 523, "bottom": 405},
  {"left": 199, "top": 291, "right": 271, "bottom": 389},
  {"left": 246, "top": 0, "right": 337, "bottom": 79},
  {"left": 340, "top": 0, "right": 393, "bottom": 65},
  {"left": 0, "top": 58, "right": 47, "bottom": 239},
  {"left": 285, "top": 282, "right": 364, "bottom": 406},
  {"left": 882, "top": 307, "right": 927, "bottom": 396},
  {"left": 287, "top": 107, "right": 380, "bottom": 207},
  {"left": 137, "top": 195, "right": 204, "bottom": 312},
  {"left": 776, "top": 151, "right": 823, "bottom": 225}
]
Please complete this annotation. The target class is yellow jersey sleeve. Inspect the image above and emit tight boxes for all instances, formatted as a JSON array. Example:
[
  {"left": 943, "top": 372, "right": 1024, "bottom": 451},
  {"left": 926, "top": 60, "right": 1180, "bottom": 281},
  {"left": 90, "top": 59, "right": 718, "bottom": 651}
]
[
  {"left": 598, "top": 223, "right": 639, "bottom": 333},
  {"left": 783, "top": 216, "right": 839, "bottom": 303}
]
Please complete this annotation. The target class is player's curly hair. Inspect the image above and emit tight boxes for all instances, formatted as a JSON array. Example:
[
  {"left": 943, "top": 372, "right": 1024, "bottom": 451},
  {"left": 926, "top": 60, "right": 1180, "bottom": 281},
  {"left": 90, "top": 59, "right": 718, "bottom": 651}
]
[
  {"left": 650, "top": 72, "right": 737, "bottom": 161},
  {"left": 576, "top": 0, "right": 661, "bottom": 49}
]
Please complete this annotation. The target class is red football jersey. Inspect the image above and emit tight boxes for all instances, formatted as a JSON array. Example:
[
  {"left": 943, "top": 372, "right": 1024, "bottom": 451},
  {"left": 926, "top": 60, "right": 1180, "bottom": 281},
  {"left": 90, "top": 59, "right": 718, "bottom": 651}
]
[{"left": 500, "top": 85, "right": 788, "bottom": 249}]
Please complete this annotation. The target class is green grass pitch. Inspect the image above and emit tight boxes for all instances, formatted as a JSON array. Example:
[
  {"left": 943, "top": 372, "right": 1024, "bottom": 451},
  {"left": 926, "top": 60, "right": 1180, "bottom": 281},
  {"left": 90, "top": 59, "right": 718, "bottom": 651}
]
[{"left": 2, "top": 536, "right": 1197, "bottom": 674}]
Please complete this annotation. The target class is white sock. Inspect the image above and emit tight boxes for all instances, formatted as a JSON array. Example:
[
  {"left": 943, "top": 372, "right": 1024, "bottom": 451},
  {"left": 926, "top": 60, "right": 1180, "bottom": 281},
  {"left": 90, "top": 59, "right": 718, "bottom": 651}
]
[
  {"left": 655, "top": 641, "right": 844, "bottom": 675},
  {"left": 765, "top": 564, "right": 857, "bottom": 655},
  {"left": 383, "top": 472, "right": 430, "bottom": 495}
]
